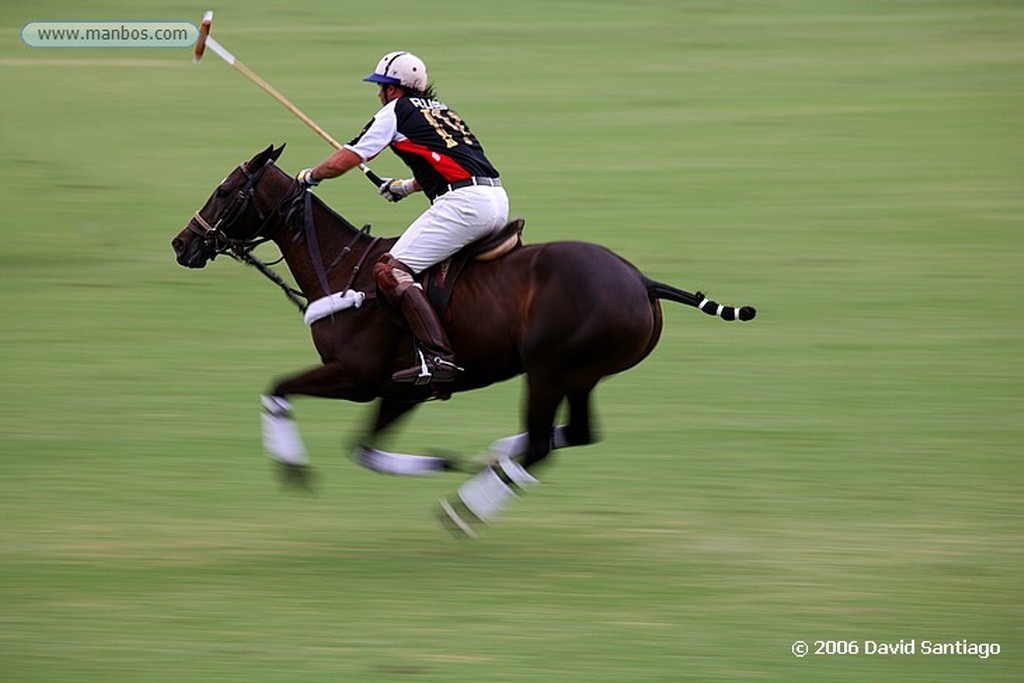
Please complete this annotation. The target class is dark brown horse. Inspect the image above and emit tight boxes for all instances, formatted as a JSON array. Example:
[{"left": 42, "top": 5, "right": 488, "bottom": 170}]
[{"left": 171, "top": 145, "right": 755, "bottom": 536}]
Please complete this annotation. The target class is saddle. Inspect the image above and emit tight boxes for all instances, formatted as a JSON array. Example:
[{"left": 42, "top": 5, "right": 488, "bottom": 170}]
[{"left": 422, "top": 218, "right": 525, "bottom": 320}]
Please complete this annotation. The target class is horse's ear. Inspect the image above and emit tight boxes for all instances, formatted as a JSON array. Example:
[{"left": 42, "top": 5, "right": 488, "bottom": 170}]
[
  {"left": 249, "top": 144, "right": 275, "bottom": 167},
  {"left": 247, "top": 144, "right": 285, "bottom": 170}
]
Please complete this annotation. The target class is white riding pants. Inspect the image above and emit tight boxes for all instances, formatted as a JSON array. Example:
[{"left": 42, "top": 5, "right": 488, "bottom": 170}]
[{"left": 389, "top": 185, "right": 509, "bottom": 274}]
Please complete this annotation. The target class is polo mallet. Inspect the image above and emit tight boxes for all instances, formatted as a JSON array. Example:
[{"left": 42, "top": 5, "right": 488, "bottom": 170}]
[{"left": 193, "top": 11, "right": 383, "bottom": 187}]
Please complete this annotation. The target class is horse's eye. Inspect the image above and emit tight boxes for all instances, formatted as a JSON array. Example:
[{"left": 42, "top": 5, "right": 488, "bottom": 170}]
[{"left": 215, "top": 188, "right": 229, "bottom": 198}]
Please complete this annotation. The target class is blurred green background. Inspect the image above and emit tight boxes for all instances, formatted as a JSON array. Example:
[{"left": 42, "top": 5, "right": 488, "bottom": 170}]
[{"left": 1, "top": 1, "right": 1021, "bottom": 681}]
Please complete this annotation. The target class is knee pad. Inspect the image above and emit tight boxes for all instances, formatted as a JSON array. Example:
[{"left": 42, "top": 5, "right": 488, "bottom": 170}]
[{"left": 372, "top": 253, "right": 416, "bottom": 306}]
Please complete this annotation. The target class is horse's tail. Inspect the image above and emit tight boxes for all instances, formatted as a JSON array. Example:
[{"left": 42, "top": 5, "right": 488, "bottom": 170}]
[{"left": 644, "top": 277, "right": 757, "bottom": 322}]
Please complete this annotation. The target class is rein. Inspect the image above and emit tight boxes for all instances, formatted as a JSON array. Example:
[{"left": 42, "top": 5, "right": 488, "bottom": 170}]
[
  {"left": 189, "top": 161, "right": 379, "bottom": 315},
  {"left": 232, "top": 248, "right": 310, "bottom": 313}
]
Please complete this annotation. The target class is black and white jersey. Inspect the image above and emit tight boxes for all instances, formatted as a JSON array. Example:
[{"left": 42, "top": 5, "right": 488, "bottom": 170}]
[{"left": 345, "top": 95, "right": 499, "bottom": 200}]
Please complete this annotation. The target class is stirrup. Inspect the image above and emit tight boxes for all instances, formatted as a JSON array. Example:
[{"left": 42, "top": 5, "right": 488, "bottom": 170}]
[
  {"left": 395, "top": 349, "right": 463, "bottom": 385},
  {"left": 413, "top": 349, "right": 432, "bottom": 385}
]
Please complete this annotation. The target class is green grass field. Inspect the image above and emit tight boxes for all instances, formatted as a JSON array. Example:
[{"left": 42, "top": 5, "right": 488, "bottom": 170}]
[{"left": 1, "top": 1, "right": 1021, "bottom": 680}]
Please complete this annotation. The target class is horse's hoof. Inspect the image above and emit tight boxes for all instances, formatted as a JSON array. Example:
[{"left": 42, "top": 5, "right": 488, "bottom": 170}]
[
  {"left": 436, "top": 497, "right": 480, "bottom": 539},
  {"left": 278, "top": 462, "right": 315, "bottom": 492}
]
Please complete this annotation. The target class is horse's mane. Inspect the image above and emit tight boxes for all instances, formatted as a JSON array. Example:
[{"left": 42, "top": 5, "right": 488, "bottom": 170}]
[{"left": 268, "top": 162, "right": 370, "bottom": 238}]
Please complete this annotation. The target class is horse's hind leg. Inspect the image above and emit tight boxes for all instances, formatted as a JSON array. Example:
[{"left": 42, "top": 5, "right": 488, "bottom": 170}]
[
  {"left": 438, "top": 377, "right": 563, "bottom": 537},
  {"left": 521, "top": 378, "right": 568, "bottom": 469},
  {"left": 563, "top": 386, "right": 598, "bottom": 449},
  {"left": 486, "top": 384, "right": 597, "bottom": 460}
]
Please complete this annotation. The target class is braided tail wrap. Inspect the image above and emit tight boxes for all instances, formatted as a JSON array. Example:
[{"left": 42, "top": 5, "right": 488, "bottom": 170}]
[
  {"left": 694, "top": 291, "right": 757, "bottom": 321},
  {"left": 644, "top": 278, "right": 756, "bottom": 322}
]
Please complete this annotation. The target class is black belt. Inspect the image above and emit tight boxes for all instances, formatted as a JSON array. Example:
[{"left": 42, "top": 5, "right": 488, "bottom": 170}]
[{"left": 443, "top": 176, "right": 501, "bottom": 194}]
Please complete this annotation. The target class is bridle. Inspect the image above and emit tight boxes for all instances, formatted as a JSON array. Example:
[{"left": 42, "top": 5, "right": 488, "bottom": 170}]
[
  {"left": 185, "top": 159, "right": 380, "bottom": 314},
  {"left": 185, "top": 159, "right": 283, "bottom": 259}
]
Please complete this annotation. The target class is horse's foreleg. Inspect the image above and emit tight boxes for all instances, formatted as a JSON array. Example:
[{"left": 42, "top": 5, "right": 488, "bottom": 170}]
[
  {"left": 354, "top": 399, "right": 458, "bottom": 476},
  {"left": 261, "top": 394, "right": 308, "bottom": 466},
  {"left": 262, "top": 363, "right": 377, "bottom": 488},
  {"left": 261, "top": 394, "right": 313, "bottom": 489}
]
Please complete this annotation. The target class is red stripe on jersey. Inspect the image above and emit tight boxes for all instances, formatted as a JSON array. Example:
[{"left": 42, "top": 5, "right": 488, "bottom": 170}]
[{"left": 393, "top": 139, "right": 471, "bottom": 183}]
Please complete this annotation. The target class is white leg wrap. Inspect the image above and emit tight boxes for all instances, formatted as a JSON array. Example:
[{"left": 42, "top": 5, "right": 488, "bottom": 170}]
[
  {"left": 487, "top": 433, "right": 529, "bottom": 459},
  {"left": 488, "top": 425, "right": 570, "bottom": 459},
  {"left": 551, "top": 425, "right": 571, "bottom": 450},
  {"left": 260, "top": 396, "right": 308, "bottom": 466},
  {"left": 457, "top": 458, "right": 538, "bottom": 523},
  {"left": 355, "top": 446, "right": 447, "bottom": 476}
]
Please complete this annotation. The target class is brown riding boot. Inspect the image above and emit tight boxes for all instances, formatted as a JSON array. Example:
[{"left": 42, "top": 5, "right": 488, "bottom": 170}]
[{"left": 392, "top": 286, "right": 461, "bottom": 384}]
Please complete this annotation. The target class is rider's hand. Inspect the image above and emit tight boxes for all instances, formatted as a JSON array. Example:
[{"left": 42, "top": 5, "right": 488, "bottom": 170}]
[
  {"left": 378, "top": 178, "right": 416, "bottom": 202},
  {"left": 297, "top": 168, "right": 320, "bottom": 187}
]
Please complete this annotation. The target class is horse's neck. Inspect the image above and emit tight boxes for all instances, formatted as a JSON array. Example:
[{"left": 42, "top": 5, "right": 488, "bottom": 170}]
[{"left": 263, "top": 172, "right": 378, "bottom": 300}]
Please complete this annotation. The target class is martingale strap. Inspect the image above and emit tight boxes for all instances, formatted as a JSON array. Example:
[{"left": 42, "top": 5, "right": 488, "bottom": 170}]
[
  {"left": 303, "top": 189, "right": 332, "bottom": 296},
  {"left": 300, "top": 190, "right": 380, "bottom": 299},
  {"left": 213, "top": 170, "right": 380, "bottom": 318}
]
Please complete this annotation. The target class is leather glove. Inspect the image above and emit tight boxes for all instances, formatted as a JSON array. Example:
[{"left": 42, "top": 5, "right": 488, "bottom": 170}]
[
  {"left": 378, "top": 177, "right": 416, "bottom": 202},
  {"left": 296, "top": 168, "right": 320, "bottom": 187}
]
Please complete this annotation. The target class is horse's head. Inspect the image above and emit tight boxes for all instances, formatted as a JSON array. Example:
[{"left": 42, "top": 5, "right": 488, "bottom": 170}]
[{"left": 172, "top": 144, "right": 287, "bottom": 268}]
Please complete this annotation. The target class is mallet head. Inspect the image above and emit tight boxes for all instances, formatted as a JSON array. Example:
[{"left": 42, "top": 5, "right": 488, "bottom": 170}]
[{"left": 193, "top": 11, "right": 213, "bottom": 64}]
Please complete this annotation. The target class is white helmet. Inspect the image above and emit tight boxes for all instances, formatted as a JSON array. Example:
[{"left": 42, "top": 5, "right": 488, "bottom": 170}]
[{"left": 363, "top": 51, "right": 428, "bottom": 91}]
